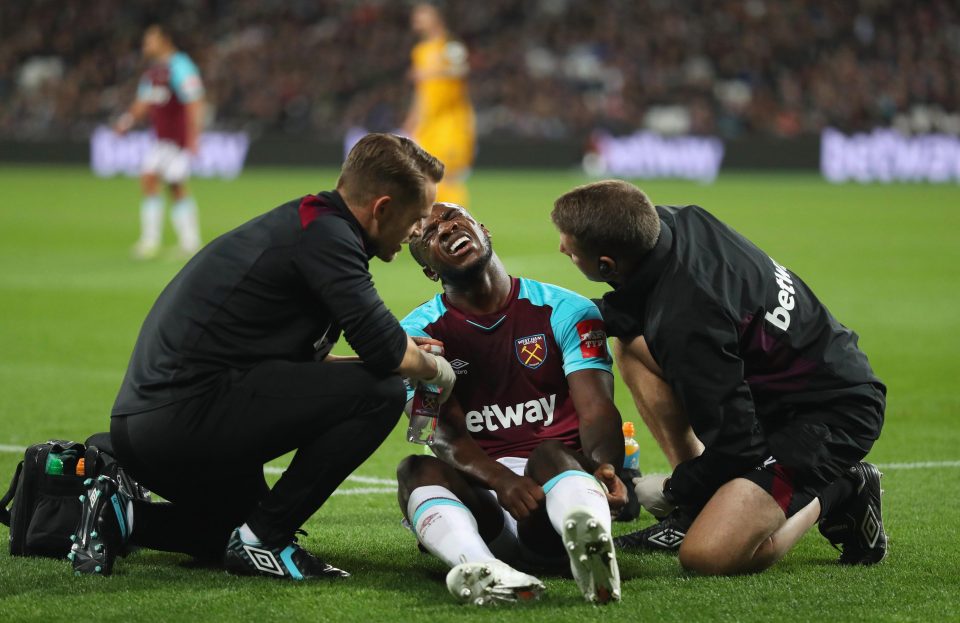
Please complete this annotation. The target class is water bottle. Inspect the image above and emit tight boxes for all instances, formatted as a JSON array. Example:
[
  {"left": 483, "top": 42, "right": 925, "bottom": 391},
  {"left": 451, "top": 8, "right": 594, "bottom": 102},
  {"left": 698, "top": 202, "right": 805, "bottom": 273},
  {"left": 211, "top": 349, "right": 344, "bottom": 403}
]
[
  {"left": 615, "top": 422, "right": 642, "bottom": 522},
  {"left": 623, "top": 422, "right": 640, "bottom": 472},
  {"left": 45, "top": 453, "right": 64, "bottom": 476},
  {"left": 407, "top": 383, "right": 441, "bottom": 446}
]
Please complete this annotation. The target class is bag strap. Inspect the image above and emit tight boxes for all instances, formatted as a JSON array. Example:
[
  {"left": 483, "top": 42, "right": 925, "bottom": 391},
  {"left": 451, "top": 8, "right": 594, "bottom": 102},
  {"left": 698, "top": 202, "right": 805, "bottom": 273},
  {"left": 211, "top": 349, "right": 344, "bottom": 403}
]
[{"left": 0, "top": 461, "right": 24, "bottom": 527}]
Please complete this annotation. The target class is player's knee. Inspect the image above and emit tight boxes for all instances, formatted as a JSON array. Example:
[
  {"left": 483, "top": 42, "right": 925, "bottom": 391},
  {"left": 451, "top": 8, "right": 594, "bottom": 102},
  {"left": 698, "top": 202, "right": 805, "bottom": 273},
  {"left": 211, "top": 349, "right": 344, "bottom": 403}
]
[
  {"left": 528, "top": 439, "right": 567, "bottom": 463},
  {"left": 526, "top": 439, "right": 579, "bottom": 480},
  {"left": 678, "top": 539, "right": 719, "bottom": 575},
  {"left": 678, "top": 538, "right": 741, "bottom": 576},
  {"left": 396, "top": 454, "right": 448, "bottom": 489},
  {"left": 141, "top": 174, "right": 159, "bottom": 194}
]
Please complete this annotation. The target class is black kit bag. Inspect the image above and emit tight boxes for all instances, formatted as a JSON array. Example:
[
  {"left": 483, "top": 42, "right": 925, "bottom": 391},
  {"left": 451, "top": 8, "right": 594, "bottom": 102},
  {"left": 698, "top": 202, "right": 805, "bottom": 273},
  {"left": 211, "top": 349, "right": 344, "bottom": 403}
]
[{"left": 0, "top": 438, "right": 148, "bottom": 558}]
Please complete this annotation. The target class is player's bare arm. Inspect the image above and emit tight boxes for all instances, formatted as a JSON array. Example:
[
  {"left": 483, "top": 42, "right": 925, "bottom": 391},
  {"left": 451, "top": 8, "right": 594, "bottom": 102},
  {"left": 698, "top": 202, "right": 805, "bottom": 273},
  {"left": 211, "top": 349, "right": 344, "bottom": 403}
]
[
  {"left": 567, "top": 369, "right": 628, "bottom": 512},
  {"left": 184, "top": 99, "right": 203, "bottom": 154},
  {"left": 114, "top": 100, "right": 149, "bottom": 134},
  {"left": 432, "top": 397, "right": 545, "bottom": 520}
]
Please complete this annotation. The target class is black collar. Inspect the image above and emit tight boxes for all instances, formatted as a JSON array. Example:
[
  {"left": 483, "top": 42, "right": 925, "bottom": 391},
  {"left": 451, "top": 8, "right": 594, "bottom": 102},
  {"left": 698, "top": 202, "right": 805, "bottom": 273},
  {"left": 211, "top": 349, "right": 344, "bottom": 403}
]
[
  {"left": 601, "top": 217, "right": 674, "bottom": 320},
  {"left": 319, "top": 190, "right": 379, "bottom": 260}
]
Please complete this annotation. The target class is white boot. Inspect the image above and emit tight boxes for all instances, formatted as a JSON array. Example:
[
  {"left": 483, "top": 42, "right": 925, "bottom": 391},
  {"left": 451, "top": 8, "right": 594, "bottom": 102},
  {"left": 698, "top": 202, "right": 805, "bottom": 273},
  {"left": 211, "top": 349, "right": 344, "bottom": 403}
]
[
  {"left": 446, "top": 559, "right": 545, "bottom": 606},
  {"left": 562, "top": 508, "right": 621, "bottom": 604}
]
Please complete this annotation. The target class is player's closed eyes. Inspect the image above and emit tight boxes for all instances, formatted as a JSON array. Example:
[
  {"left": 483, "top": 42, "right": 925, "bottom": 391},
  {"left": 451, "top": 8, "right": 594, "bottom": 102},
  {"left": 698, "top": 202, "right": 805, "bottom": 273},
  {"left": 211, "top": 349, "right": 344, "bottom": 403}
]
[{"left": 422, "top": 209, "right": 459, "bottom": 241}]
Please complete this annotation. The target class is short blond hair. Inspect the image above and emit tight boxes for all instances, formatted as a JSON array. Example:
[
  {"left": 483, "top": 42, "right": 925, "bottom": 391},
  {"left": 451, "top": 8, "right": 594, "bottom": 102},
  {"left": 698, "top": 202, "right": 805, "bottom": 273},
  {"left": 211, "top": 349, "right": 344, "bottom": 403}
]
[{"left": 337, "top": 134, "right": 444, "bottom": 208}]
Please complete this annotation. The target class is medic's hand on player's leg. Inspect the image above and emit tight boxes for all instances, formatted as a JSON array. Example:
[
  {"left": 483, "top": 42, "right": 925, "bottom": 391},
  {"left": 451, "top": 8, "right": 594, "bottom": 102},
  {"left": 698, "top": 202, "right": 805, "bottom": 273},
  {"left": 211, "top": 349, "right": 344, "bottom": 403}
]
[
  {"left": 595, "top": 464, "right": 628, "bottom": 514},
  {"left": 633, "top": 474, "right": 676, "bottom": 519},
  {"left": 491, "top": 472, "right": 545, "bottom": 521}
]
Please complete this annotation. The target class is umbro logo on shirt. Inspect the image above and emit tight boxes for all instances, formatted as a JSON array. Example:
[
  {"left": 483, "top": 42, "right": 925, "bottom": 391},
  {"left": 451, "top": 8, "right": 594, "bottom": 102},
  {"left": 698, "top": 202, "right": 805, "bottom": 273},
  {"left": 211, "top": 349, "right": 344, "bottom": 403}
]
[{"left": 449, "top": 359, "right": 469, "bottom": 375}]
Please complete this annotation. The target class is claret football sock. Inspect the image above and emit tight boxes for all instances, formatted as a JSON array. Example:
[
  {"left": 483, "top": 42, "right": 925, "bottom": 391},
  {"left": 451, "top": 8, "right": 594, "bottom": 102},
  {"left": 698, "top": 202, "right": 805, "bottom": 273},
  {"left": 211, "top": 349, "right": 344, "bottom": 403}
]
[
  {"left": 544, "top": 470, "right": 611, "bottom": 535},
  {"left": 407, "top": 485, "right": 496, "bottom": 568}
]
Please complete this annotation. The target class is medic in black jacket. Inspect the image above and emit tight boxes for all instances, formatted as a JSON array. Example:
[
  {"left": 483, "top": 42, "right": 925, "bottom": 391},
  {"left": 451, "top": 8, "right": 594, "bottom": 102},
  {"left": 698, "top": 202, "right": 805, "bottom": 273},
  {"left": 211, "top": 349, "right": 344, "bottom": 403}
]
[
  {"left": 552, "top": 179, "right": 887, "bottom": 576},
  {"left": 71, "top": 134, "right": 459, "bottom": 580}
]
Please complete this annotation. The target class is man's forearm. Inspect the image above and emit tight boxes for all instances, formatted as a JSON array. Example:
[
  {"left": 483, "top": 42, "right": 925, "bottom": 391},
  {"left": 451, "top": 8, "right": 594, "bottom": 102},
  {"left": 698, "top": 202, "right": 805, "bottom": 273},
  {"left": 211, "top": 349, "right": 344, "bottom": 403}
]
[
  {"left": 568, "top": 371, "right": 625, "bottom": 471},
  {"left": 185, "top": 100, "right": 203, "bottom": 151},
  {"left": 395, "top": 337, "right": 438, "bottom": 380},
  {"left": 580, "top": 418, "right": 624, "bottom": 475},
  {"left": 433, "top": 434, "right": 514, "bottom": 490},
  {"left": 584, "top": 433, "right": 625, "bottom": 474},
  {"left": 116, "top": 101, "right": 149, "bottom": 131}
]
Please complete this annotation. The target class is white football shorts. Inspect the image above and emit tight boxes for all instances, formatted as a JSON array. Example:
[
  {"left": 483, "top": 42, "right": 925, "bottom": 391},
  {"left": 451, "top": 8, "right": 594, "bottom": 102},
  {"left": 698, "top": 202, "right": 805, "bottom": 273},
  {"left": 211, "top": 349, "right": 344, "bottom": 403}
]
[{"left": 142, "top": 139, "right": 191, "bottom": 183}]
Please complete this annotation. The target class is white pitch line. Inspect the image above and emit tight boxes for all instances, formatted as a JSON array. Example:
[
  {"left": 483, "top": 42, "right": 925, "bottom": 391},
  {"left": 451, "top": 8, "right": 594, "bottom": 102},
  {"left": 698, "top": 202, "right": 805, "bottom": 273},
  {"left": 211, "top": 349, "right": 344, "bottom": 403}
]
[
  {"left": 331, "top": 487, "right": 397, "bottom": 496},
  {"left": 875, "top": 460, "right": 960, "bottom": 470},
  {"left": 1, "top": 444, "right": 957, "bottom": 494},
  {"left": 0, "top": 444, "right": 398, "bottom": 488},
  {"left": 263, "top": 465, "right": 396, "bottom": 486}
]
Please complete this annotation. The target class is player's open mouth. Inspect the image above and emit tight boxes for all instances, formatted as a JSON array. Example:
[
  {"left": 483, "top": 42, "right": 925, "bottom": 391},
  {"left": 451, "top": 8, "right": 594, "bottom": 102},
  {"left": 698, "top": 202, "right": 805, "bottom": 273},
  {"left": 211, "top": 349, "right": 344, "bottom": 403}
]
[{"left": 445, "top": 234, "right": 473, "bottom": 257}]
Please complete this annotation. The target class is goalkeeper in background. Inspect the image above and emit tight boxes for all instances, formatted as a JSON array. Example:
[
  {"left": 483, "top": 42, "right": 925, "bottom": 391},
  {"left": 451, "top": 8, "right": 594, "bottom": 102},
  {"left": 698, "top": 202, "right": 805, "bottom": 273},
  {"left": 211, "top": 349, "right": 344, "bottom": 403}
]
[{"left": 403, "top": 3, "right": 476, "bottom": 208}]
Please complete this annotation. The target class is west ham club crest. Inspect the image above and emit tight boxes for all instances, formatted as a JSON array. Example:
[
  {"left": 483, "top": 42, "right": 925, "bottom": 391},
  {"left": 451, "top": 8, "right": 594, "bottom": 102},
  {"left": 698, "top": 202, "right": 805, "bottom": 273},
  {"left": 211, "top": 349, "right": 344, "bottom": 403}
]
[{"left": 515, "top": 334, "right": 547, "bottom": 369}]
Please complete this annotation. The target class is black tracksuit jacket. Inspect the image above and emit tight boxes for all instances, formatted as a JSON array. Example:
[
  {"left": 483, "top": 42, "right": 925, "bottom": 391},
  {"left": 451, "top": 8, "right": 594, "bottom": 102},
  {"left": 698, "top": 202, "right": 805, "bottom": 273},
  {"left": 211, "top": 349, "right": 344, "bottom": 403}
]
[
  {"left": 112, "top": 191, "right": 408, "bottom": 416},
  {"left": 598, "top": 205, "right": 886, "bottom": 508}
]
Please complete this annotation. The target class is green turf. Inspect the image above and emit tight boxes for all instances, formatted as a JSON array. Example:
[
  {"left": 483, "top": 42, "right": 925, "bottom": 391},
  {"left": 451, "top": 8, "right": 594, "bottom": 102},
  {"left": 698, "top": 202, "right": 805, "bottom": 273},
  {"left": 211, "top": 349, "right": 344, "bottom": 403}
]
[{"left": 1, "top": 166, "right": 958, "bottom": 621}]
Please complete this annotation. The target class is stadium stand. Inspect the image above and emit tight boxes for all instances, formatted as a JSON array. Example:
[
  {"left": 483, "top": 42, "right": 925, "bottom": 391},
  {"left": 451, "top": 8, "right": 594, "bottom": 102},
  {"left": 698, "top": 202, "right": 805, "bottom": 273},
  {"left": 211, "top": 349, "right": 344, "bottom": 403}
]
[{"left": 1, "top": 0, "right": 957, "bottom": 140}]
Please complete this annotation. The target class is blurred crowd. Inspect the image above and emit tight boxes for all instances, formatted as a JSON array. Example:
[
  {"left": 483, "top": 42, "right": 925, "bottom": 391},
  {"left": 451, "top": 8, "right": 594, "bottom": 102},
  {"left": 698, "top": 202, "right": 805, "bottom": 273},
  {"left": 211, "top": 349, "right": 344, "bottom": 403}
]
[{"left": 1, "top": 0, "right": 958, "bottom": 141}]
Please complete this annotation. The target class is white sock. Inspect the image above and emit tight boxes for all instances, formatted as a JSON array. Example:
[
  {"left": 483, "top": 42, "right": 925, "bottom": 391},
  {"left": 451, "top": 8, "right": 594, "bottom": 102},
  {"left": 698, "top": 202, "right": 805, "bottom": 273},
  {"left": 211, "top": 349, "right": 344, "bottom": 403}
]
[
  {"left": 238, "top": 522, "right": 260, "bottom": 545},
  {"left": 140, "top": 195, "right": 164, "bottom": 246},
  {"left": 544, "top": 470, "right": 612, "bottom": 534},
  {"left": 407, "top": 485, "right": 497, "bottom": 568},
  {"left": 171, "top": 196, "right": 201, "bottom": 252}
]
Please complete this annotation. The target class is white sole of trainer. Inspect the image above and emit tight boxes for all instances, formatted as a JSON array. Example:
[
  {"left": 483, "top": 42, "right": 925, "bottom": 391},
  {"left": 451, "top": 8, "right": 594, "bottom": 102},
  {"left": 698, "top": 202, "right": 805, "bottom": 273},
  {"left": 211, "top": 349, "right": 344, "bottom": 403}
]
[
  {"left": 562, "top": 509, "right": 621, "bottom": 604},
  {"left": 446, "top": 561, "right": 544, "bottom": 606}
]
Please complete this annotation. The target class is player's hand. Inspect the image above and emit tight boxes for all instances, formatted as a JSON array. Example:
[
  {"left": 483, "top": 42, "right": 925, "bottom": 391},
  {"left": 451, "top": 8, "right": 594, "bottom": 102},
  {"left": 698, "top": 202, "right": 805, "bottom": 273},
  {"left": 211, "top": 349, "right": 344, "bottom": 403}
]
[
  {"left": 633, "top": 473, "right": 676, "bottom": 519},
  {"left": 491, "top": 472, "right": 544, "bottom": 521},
  {"left": 411, "top": 335, "right": 444, "bottom": 356},
  {"left": 594, "top": 464, "right": 628, "bottom": 513},
  {"left": 113, "top": 113, "right": 133, "bottom": 135},
  {"left": 423, "top": 352, "right": 456, "bottom": 403}
]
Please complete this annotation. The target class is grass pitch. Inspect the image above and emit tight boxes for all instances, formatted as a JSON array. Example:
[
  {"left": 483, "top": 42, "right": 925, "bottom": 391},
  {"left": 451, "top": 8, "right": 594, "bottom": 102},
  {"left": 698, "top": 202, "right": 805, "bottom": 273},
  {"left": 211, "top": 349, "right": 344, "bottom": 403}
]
[{"left": 0, "top": 166, "right": 958, "bottom": 622}]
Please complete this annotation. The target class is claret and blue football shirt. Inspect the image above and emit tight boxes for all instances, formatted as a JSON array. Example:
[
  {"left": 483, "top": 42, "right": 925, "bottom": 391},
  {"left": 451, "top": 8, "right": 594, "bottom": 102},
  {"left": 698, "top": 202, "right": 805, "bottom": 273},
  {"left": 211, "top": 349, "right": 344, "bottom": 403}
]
[{"left": 401, "top": 277, "right": 612, "bottom": 459}]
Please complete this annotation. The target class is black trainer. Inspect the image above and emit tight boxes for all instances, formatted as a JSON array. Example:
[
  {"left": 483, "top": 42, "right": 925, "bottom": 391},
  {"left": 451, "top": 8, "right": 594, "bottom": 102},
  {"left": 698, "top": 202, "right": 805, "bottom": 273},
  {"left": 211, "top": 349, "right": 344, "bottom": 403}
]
[
  {"left": 69, "top": 475, "right": 132, "bottom": 575},
  {"left": 818, "top": 462, "right": 887, "bottom": 565},
  {"left": 224, "top": 528, "right": 350, "bottom": 580},
  {"left": 614, "top": 508, "right": 692, "bottom": 552}
]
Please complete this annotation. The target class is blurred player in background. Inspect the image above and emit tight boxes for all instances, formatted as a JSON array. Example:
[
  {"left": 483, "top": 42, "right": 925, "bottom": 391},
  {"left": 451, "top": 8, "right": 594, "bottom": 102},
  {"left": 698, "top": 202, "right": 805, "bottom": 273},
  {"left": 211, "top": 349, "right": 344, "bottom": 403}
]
[
  {"left": 114, "top": 24, "right": 203, "bottom": 260},
  {"left": 397, "top": 202, "right": 625, "bottom": 605},
  {"left": 403, "top": 3, "right": 476, "bottom": 207}
]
